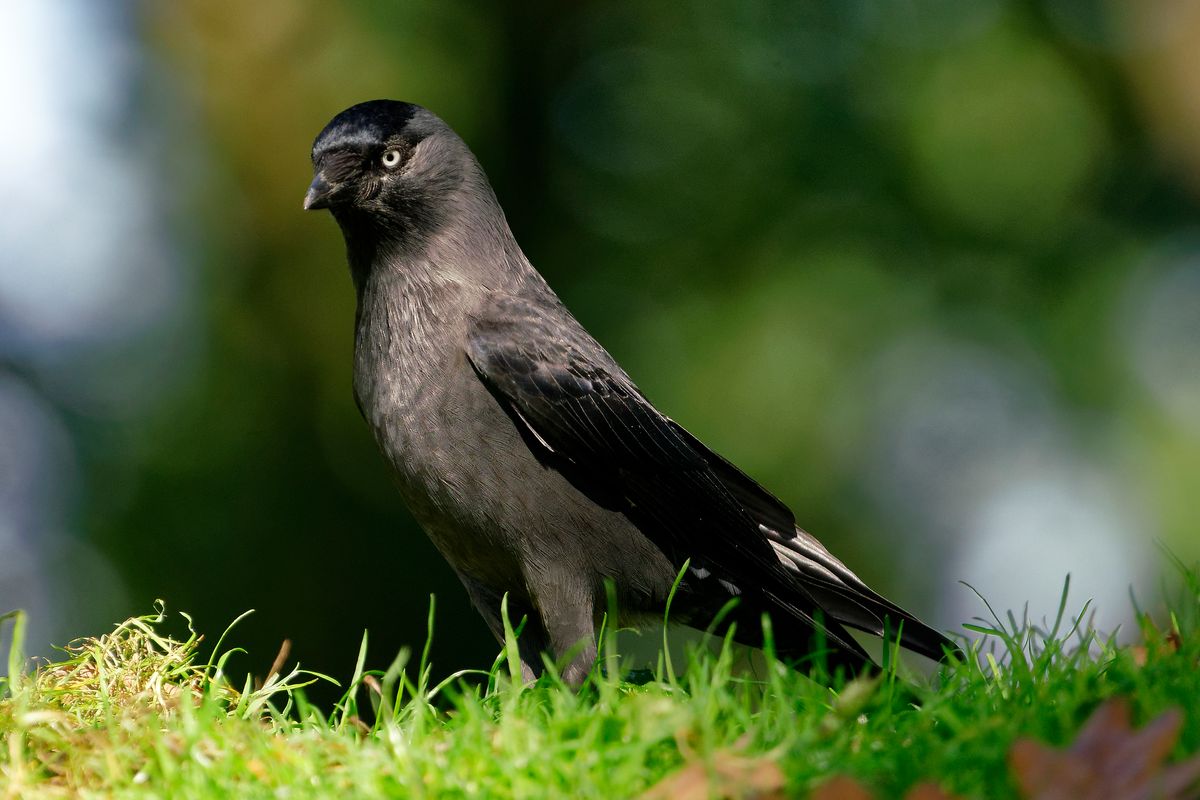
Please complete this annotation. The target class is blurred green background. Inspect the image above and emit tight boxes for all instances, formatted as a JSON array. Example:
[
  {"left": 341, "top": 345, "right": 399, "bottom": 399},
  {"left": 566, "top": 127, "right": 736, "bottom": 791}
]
[{"left": 3, "top": 0, "right": 1200, "bottom": 700}]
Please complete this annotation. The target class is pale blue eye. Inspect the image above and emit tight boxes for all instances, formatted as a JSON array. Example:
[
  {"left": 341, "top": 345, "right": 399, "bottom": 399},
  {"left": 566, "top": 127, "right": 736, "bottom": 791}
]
[{"left": 381, "top": 149, "right": 402, "bottom": 168}]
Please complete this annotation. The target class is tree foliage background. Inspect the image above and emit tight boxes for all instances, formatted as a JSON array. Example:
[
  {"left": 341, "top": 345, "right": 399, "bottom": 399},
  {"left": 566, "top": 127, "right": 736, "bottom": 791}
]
[{"left": 3, "top": 0, "right": 1200, "bottom": 700}]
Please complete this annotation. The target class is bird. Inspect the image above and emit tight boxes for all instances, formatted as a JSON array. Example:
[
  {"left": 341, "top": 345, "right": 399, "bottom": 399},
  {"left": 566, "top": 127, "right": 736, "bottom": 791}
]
[{"left": 304, "top": 99, "right": 959, "bottom": 686}]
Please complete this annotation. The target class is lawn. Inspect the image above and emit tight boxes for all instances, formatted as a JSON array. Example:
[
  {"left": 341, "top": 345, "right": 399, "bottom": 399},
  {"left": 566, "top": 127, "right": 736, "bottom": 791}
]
[{"left": 1, "top": 567, "right": 1197, "bottom": 799}]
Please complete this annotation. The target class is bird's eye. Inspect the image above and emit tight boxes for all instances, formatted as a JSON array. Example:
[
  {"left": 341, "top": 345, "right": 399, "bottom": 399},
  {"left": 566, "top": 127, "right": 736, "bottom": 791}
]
[{"left": 381, "top": 148, "right": 403, "bottom": 169}]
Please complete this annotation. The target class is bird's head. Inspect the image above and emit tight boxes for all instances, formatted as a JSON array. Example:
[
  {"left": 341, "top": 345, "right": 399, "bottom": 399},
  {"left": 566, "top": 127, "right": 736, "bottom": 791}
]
[
  {"left": 304, "top": 100, "right": 472, "bottom": 241},
  {"left": 306, "top": 100, "right": 529, "bottom": 291}
]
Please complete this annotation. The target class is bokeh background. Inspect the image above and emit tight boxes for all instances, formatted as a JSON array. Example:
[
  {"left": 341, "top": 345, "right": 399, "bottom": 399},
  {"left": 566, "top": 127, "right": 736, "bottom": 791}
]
[{"left": 3, "top": 0, "right": 1200, "bottom": 698}]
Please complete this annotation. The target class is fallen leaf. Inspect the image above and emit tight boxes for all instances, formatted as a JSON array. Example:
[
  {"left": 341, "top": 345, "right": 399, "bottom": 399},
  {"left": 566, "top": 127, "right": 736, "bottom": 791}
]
[
  {"left": 808, "top": 776, "right": 961, "bottom": 799},
  {"left": 1009, "top": 698, "right": 1200, "bottom": 800},
  {"left": 810, "top": 775, "right": 874, "bottom": 800},
  {"left": 641, "top": 735, "right": 786, "bottom": 800},
  {"left": 1130, "top": 646, "right": 1149, "bottom": 667},
  {"left": 904, "top": 782, "right": 962, "bottom": 800},
  {"left": 1131, "top": 617, "right": 1183, "bottom": 668}
]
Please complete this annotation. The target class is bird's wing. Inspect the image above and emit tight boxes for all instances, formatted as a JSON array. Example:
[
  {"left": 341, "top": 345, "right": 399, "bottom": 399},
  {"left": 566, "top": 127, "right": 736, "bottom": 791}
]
[
  {"left": 466, "top": 293, "right": 879, "bottom": 660},
  {"left": 468, "top": 293, "right": 961, "bottom": 664}
]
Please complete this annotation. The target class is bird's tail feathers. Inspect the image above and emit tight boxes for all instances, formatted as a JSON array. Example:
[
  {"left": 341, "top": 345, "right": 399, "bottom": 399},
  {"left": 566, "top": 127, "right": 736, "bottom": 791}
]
[{"left": 768, "top": 528, "right": 963, "bottom": 664}]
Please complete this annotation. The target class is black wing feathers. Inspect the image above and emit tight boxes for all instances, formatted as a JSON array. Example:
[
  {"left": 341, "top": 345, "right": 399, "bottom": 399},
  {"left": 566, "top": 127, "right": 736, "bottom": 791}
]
[
  {"left": 467, "top": 294, "right": 955, "bottom": 666},
  {"left": 466, "top": 296, "right": 786, "bottom": 571}
]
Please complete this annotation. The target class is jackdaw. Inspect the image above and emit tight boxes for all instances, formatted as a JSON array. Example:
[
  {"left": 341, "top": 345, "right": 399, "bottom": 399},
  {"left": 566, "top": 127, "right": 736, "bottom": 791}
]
[{"left": 304, "top": 100, "right": 959, "bottom": 685}]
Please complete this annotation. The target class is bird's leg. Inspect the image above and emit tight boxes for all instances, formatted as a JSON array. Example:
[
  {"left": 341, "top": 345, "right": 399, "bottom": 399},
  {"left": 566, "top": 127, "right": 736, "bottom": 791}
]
[
  {"left": 530, "top": 586, "right": 597, "bottom": 688},
  {"left": 454, "top": 572, "right": 597, "bottom": 687},
  {"left": 455, "top": 570, "right": 551, "bottom": 683},
  {"left": 556, "top": 637, "right": 597, "bottom": 688}
]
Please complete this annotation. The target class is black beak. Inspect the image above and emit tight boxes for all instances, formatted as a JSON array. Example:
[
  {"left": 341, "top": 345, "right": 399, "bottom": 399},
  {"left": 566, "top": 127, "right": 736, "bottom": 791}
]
[{"left": 303, "top": 173, "right": 336, "bottom": 211}]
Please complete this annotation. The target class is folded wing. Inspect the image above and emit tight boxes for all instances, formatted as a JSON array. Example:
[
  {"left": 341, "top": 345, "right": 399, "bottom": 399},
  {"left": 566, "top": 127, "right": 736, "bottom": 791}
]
[{"left": 467, "top": 293, "right": 957, "bottom": 666}]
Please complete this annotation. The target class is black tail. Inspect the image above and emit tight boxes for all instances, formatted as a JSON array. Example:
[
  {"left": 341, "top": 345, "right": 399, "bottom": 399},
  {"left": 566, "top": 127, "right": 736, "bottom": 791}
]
[
  {"left": 766, "top": 525, "right": 963, "bottom": 665},
  {"left": 676, "top": 425, "right": 962, "bottom": 667}
]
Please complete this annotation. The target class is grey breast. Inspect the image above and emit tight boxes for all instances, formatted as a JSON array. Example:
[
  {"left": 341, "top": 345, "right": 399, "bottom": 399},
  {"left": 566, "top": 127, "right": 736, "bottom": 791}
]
[{"left": 350, "top": 267, "right": 676, "bottom": 608}]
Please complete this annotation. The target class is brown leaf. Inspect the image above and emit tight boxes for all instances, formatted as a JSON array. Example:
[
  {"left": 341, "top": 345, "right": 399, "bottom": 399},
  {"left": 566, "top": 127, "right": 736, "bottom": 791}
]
[
  {"left": 641, "top": 744, "right": 786, "bottom": 800},
  {"left": 1132, "top": 618, "right": 1183, "bottom": 668},
  {"left": 1130, "top": 646, "right": 1148, "bottom": 667},
  {"left": 904, "top": 782, "right": 963, "bottom": 800},
  {"left": 808, "top": 776, "right": 961, "bottom": 800},
  {"left": 1009, "top": 698, "right": 1200, "bottom": 800},
  {"left": 809, "top": 775, "right": 874, "bottom": 800},
  {"left": 266, "top": 638, "right": 291, "bottom": 683}
]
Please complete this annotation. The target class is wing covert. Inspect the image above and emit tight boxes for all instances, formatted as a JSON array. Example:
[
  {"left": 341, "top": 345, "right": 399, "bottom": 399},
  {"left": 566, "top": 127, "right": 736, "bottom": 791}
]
[{"left": 466, "top": 294, "right": 872, "bottom": 659}]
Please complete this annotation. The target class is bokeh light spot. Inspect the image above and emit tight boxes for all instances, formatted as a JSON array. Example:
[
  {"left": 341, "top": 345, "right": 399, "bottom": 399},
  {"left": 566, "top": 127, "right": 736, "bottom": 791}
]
[{"left": 903, "top": 25, "right": 1107, "bottom": 238}]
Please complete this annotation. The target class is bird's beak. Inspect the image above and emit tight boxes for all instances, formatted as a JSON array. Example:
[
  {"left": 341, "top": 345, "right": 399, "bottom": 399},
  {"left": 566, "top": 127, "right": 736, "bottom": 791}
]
[{"left": 303, "top": 173, "right": 336, "bottom": 211}]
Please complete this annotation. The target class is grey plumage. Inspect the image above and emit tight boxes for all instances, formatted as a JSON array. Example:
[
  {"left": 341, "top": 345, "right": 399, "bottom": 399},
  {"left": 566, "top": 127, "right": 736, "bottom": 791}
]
[{"left": 305, "top": 100, "right": 959, "bottom": 685}]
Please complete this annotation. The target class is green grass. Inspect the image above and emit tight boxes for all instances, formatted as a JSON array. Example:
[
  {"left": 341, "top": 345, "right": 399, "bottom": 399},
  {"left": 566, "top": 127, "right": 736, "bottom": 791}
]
[{"left": 1, "top": 567, "right": 1197, "bottom": 799}]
